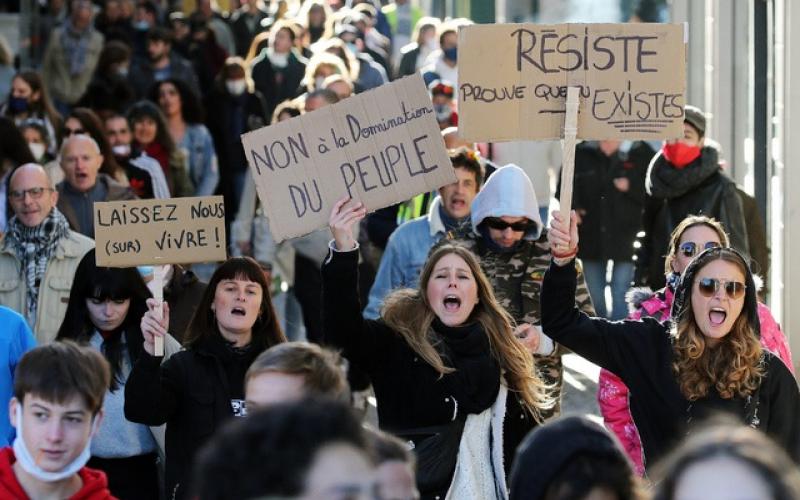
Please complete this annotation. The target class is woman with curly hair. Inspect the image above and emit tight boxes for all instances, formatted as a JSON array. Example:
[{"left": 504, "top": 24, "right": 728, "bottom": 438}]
[
  {"left": 597, "top": 215, "right": 794, "bottom": 475},
  {"left": 326, "top": 198, "right": 550, "bottom": 499},
  {"left": 543, "top": 210, "right": 800, "bottom": 473}
]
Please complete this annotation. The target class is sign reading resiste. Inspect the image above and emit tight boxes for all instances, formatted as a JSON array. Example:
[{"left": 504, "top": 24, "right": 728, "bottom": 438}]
[
  {"left": 94, "top": 196, "right": 226, "bottom": 267},
  {"left": 458, "top": 23, "right": 687, "bottom": 142},
  {"left": 241, "top": 73, "right": 456, "bottom": 242}
]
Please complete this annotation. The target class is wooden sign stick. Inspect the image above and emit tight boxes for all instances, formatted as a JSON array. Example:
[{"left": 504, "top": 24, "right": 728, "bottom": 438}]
[
  {"left": 153, "top": 265, "right": 165, "bottom": 356},
  {"left": 558, "top": 87, "right": 581, "bottom": 234}
]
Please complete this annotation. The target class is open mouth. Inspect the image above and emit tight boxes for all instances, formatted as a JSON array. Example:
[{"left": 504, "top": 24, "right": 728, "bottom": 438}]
[
  {"left": 443, "top": 295, "right": 461, "bottom": 312},
  {"left": 231, "top": 307, "right": 247, "bottom": 316},
  {"left": 709, "top": 308, "right": 727, "bottom": 326}
]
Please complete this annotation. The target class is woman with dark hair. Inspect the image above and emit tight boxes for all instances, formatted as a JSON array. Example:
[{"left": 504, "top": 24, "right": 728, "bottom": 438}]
[
  {"left": 62, "top": 107, "right": 127, "bottom": 184},
  {"left": 205, "top": 57, "right": 268, "bottom": 221},
  {"left": 152, "top": 79, "right": 219, "bottom": 197},
  {"left": 543, "top": 211, "right": 800, "bottom": 472},
  {"left": 125, "top": 256, "right": 286, "bottom": 499},
  {"left": 126, "top": 100, "right": 193, "bottom": 198},
  {"left": 0, "top": 70, "right": 61, "bottom": 155},
  {"left": 652, "top": 420, "right": 800, "bottom": 500},
  {"left": 326, "top": 198, "right": 549, "bottom": 499},
  {"left": 0, "top": 116, "right": 36, "bottom": 232},
  {"left": 598, "top": 215, "right": 794, "bottom": 475},
  {"left": 56, "top": 249, "right": 181, "bottom": 499},
  {"left": 77, "top": 40, "right": 136, "bottom": 120}
]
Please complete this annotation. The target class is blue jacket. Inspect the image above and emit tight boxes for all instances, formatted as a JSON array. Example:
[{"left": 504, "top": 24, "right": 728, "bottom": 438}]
[
  {"left": 179, "top": 124, "right": 219, "bottom": 197},
  {"left": 364, "top": 197, "right": 447, "bottom": 319},
  {"left": 0, "top": 307, "right": 36, "bottom": 446}
]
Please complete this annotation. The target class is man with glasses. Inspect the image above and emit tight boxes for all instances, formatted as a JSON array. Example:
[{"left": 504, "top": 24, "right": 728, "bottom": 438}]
[
  {"left": 56, "top": 135, "right": 136, "bottom": 238},
  {"left": 0, "top": 163, "right": 94, "bottom": 342}
]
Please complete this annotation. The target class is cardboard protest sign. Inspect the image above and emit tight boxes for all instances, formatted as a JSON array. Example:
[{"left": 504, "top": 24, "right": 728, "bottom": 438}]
[
  {"left": 458, "top": 23, "right": 686, "bottom": 142},
  {"left": 241, "top": 73, "right": 456, "bottom": 242},
  {"left": 94, "top": 196, "right": 226, "bottom": 267}
]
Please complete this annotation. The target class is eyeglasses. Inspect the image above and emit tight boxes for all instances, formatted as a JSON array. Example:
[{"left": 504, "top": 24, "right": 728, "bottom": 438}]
[
  {"left": 696, "top": 277, "right": 746, "bottom": 300},
  {"left": 63, "top": 127, "right": 85, "bottom": 137},
  {"left": 679, "top": 241, "right": 721, "bottom": 258},
  {"left": 8, "top": 187, "right": 53, "bottom": 201},
  {"left": 484, "top": 218, "right": 530, "bottom": 232}
]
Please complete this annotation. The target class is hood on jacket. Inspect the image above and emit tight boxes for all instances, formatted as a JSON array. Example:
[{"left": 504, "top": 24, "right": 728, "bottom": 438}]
[
  {"left": 0, "top": 447, "right": 113, "bottom": 500},
  {"left": 470, "top": 164, "right": 542, "bottom": 240},
  {"left": 671, "top": 246, "right": 760, "bottom": 337},
  {"left": 509, "top": 415, "right": 633, "bottom": 500}
]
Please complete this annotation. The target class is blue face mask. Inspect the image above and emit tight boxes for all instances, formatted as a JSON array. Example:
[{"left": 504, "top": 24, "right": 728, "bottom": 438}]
[
  {"left": 137, "top": 266, "right": 154, "bottom": 279},
  {"left": 443, "top": 47, "right": 458, "bottom": 62},
  {"left": 8, "top": 96, "right": 28, "bottom": 114},
  {"left": 133, "top": 20, "right": 151, "bottom": 31}
]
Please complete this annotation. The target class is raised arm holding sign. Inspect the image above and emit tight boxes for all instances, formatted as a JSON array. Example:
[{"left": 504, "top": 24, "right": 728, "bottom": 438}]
[{"left": 94, "top": 195, "right": 227, "bottom": 354}]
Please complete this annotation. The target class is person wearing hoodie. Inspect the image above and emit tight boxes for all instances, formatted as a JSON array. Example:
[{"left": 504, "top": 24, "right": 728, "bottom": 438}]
[
  {"left": 364, "top": 149, "right": 482, "bottom": 320},
  {"left": 0, "top": 341, "right": 114, "bottom": 500},
  {"left": 597, "top": 215, "right": 794, "bottom": 475},
  {"left": 635, "top": 105, "right": 749, "bottom": 290},
  {"left": 544, "top": 210, "right": 800, "bottom": 472},
  {"left": 509, "top": 415, "right": 643, "bottom": 500},
  {"left": 455, "top": 164, "right": 595, "bottom": 416}
]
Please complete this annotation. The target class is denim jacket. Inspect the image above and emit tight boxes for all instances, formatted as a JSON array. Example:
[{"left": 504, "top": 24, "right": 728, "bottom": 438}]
[
  {"left": 179, "top": 124, "right": 219, "bottom": 196},
  {"left": 363, "top": 197, "right": 447, "bottom": 319}
]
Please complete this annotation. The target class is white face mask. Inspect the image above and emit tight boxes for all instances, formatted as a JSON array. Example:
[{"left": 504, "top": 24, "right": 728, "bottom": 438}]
[
  {"left": 226, "top": 79, "right": 247, "bottom": 96},
  {"left": 28, "top": 142, "right": 46, "bottom": 161},
  {"left": 315, "top": 76, "right": 326, "bottom": 89},
  {"left": 424, "top": 37, "right": 438, "bottom": 51},
  {"left": 111, "top": 144, "right": 131, "bottom": 157},
  {"left": 12, "top": 404, "right": 97, "bottom": 483}
]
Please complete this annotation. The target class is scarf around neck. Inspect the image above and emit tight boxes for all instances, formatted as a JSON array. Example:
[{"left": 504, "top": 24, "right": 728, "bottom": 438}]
[
  {"left": 433, "top": 319, "right": 501, "bottom": 414},
  {"left": 5, "top": 207, "right": 70, "bottom": 325}
]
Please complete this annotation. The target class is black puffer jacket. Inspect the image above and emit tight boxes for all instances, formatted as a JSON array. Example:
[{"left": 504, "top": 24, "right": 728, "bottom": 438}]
[
  {"left": 125, "top": 334, "right": 264, "bottom": 499},
  {"left": 635, "top": 143, "right": 748, "bottom": 288}
]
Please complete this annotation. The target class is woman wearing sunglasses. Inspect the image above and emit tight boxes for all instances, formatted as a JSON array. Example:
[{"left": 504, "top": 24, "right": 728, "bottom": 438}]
[
  {"left": 456, "top": 164, "right": 595, "bottom": 416},
  {"left": 544, "top": 211, "right": 800, "bottom": 473},
  {"left": 597, "top": 215, "right": 794, "bottom": 475}
]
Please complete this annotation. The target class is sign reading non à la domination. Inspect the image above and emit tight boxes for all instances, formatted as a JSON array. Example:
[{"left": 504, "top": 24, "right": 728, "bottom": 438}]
[
  {"left": 458, "top": 23, "right": 687, "bottom": 142},
  {"left": 94, "top": 196, "right": 227, "bottom": 267},
  {"left": 241, "top": 73, "right": 456, "bottom": 242}
]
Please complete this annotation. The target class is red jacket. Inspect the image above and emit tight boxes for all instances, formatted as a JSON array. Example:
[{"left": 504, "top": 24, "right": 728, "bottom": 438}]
[{"left": 0, "top": 448, "right": 115, "bottom": 500}]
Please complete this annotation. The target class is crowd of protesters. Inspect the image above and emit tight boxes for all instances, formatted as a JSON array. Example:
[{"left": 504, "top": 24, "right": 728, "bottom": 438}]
[{"left": 0, "top": 1, "right": 797, "bottom": 499}]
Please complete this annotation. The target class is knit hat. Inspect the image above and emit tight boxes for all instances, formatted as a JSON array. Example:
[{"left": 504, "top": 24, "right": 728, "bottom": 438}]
[
  {"left": 509, "top": 415, "right": 632, "bottom": 500},
  {"left": 683, "top": 105, "right": 706, "bottom": 137}
]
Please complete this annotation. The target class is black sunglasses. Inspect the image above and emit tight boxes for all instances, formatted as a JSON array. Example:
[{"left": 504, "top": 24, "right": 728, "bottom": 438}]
[
  {"left": 484, "top": 218, "right": 531, "bottom": 232},
  {"left": 696, "top": 277, "right": 746, "bottom": 299},
  {"left": 679, "top": 241, "right": 721, "bottom": 258}
]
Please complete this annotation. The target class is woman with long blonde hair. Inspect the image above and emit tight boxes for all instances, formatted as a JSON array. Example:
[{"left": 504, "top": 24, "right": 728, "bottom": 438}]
[
  {"left": 544, "top": 211, "right": 800, "bottom": 473},
  {"left": 325, "top": 197, "right": 549, "bottom": 499}
]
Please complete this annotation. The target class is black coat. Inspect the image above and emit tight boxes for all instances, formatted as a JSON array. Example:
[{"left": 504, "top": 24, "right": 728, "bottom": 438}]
[
  {"left": 250, "top": 50, "right": 307, "bottom": 117},
  {"left": 568, "top": 141, "right": 650, "bottom": 262},
  {"left": 125, "top": 335, "right": 263, "bottom": 498},
  {"left": 542, "top": 260, "right": 800, "bottom": 470},
  {"left": 397, "top": 44, "right": 421, "bottom": 78},
  {"left": 635, "top": 144, "right": 749, "bottom": 288},
  {"left": 322, "top": 249, "right": 536, "bottom": 498}
]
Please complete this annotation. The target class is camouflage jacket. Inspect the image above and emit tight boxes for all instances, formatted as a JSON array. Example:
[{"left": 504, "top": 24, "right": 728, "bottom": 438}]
[{"left": 456, "top": 229, "right": 596, "bottom": 325}]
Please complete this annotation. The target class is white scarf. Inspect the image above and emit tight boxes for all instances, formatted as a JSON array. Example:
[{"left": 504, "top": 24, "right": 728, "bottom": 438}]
[{"left": 446, "top": 384, "right": 509, "bottom": 500}]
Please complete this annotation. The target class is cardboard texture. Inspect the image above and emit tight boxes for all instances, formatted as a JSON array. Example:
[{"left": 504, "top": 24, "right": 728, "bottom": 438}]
[
  {"left": 458, "top": 23, "right": 686, "bottom": 142},
  {"left": 93, "top": 196, "right": 227, "bottom": 267},
  {"left": 241, "top": 73, "right": 457, "bottom": 242}
]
